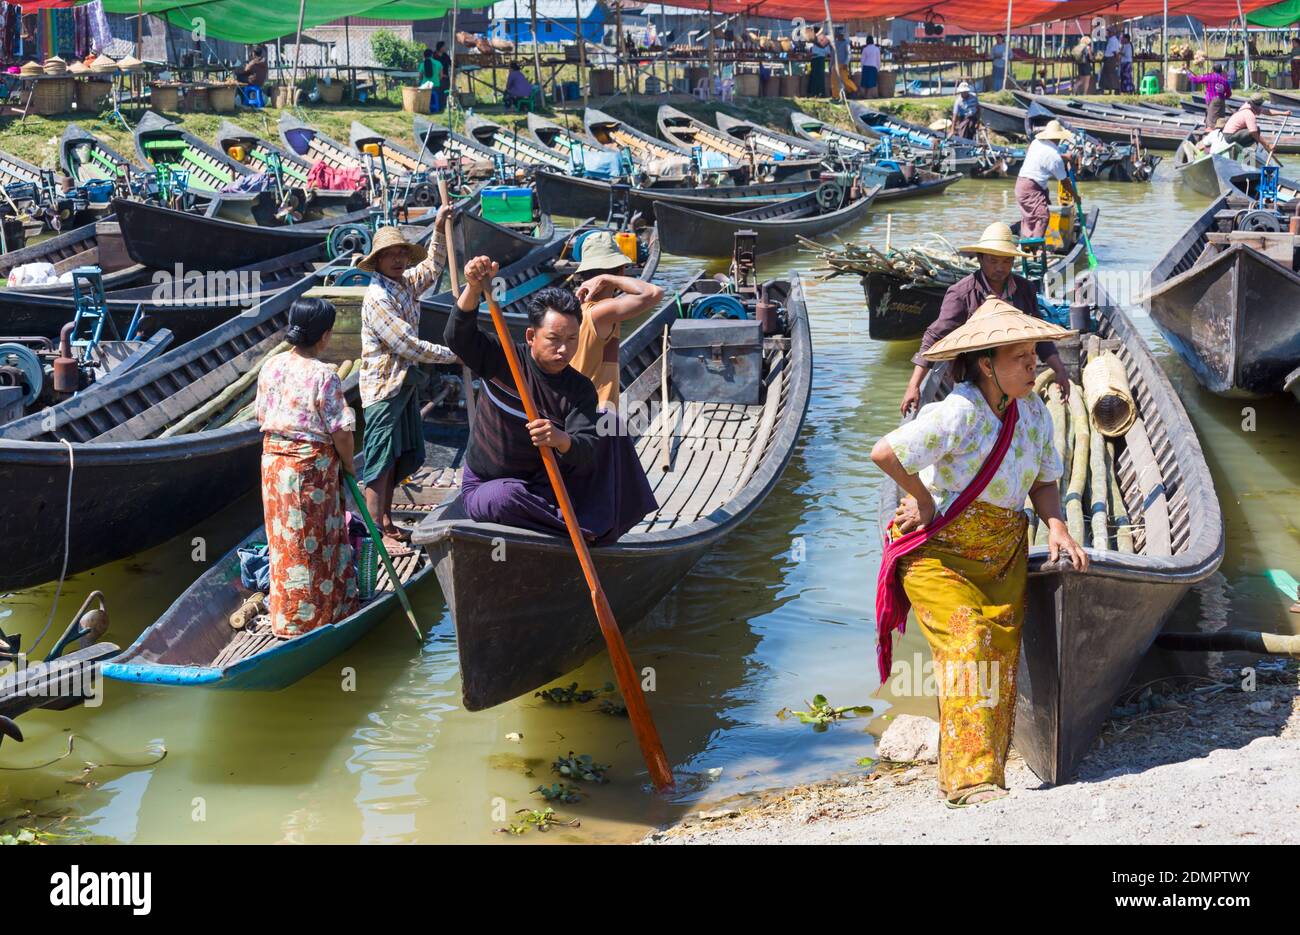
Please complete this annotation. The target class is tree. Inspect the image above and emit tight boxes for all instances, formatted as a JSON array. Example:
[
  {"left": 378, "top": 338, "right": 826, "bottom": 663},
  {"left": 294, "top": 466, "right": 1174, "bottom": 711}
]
[{"left": 371, "top": 29, "right": 425, "bottom": 71}]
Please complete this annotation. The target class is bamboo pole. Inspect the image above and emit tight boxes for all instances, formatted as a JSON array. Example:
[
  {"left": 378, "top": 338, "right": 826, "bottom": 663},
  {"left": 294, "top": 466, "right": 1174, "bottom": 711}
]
[
  {"left": 531, "top": 0, "right": 544, "bottom": 98},
  {"left": 1065, "top": 381, "right": 1089, "bottom": 545},
  {"left": 576, "top": 0, "right": 587, "bottom": 106},
  {"left": 706, "top": 0, "right": 717, "bottom": 98},
  {"left": 659, "top": 325, "right": 671, "bottom": 471},
  {"left": 290, "top": 0, "right": 307, "bottom": 103},
  {"left": 1088, "top": 405, "right": 1109, "bottom": 550},
  {"left": 438, "top": 174, "right": 475, "bottom": 430},
  {"left": 1108, "top": 440, "right": 1134, "bottom": 553},
  {"left": 1003, "top": 0, "right": 1013, "bottom": 91},
  {"left": 161, "top": 341, "right": 289, "bottom": 438},
  {"left": 481, "top": 291, "right": 674, "bottom": 792},
  {"left": 449, "top": 0, "right": 460, "bottom": 118}
]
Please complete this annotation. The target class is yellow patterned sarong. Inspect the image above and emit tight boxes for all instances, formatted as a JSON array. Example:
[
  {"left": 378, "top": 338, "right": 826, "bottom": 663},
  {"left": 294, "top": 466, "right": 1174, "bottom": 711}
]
[{"left": 895, "top": 500, "right": 1028, "bottom": 797}]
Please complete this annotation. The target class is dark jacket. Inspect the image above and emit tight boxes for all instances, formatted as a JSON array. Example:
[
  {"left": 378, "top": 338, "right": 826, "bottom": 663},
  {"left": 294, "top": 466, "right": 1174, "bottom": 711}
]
[
  {"left": 446, "top": 305, "right": 599, "bottom": 480},
  {"left": 914, "top": 270, "right": 1058, "bottom": 368}
]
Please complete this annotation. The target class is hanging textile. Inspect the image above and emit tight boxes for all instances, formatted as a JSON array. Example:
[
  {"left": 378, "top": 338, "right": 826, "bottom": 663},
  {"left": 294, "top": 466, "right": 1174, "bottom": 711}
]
[{"left": 85, "top": 0, "right": 111, "bottom": 54}]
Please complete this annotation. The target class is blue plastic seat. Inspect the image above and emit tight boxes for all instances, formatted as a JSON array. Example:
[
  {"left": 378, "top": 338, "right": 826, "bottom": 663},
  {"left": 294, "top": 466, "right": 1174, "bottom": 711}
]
[{"left": 238, "top": 85, "right": 266, "bottom": 108}]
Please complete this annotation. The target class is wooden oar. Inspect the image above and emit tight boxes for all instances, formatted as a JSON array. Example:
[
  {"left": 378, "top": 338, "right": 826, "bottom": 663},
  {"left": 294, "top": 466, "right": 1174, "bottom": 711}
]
[
  {"left": 1066, "top": 164, "right": 1098, "bottom": 270},
  {"left": 1265, "top": 113, "right": 1290, "bottom": 167},
  {"left": 482, "top": 290, "right": 674, "bottom": 792},
  {"left": 344, "top": 472, "right": 422, "bottom": 641},
  {"left": 438, "top": 173, "right": 476, "bottom": 428}
]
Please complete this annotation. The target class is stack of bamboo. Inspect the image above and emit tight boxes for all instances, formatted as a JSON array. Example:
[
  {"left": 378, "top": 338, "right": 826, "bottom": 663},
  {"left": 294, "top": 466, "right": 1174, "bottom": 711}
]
[
  {"left": 1025, "top": 349, "right": 1138, "bottom": 554},
  {"left": 157, "top": 346, "right": 361, "bottom": 437},
  {"left": 799, "top": 234, "right": 978, "bottom": 291}
]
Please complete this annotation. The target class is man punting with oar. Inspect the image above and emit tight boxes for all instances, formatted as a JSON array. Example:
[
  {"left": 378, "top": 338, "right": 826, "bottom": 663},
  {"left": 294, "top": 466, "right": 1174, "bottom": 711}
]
[{"left": 444, "top": 256, "right": 656, "bottom": 544}]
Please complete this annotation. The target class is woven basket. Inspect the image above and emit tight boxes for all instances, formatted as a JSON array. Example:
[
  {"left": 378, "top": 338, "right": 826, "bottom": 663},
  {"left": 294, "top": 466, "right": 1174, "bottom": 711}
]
[
  {"left": 402, "top": 85, "right": 431, "bottom": 113},
  {"left": 1082, "top": 350, "right": 1137, "bottom": 437},
  {"left": 182, "top": 85, "right": 210, "bottom": 112},
  {"left": 76, "top": 78, "right": 112, "bottom": 111},
  {"left": 318, "top": 81, "right": 344, "bottom": 104},
  {"left": 271, "top": 84, "right": 298, "bottom": 108},
  {"left": 208, "top": 85, "right": 237, "bottom": 112},
  {"left": 30, "top": 77, "right": 75, "bottom": 115},
  {"left": 149, "top": 83, "right": 179, "bottom": 112}
]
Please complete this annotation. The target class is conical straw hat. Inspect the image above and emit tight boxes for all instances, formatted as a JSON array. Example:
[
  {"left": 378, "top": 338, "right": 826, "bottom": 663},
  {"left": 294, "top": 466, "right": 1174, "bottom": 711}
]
[
  {"left": 1035, "top": 119, "right": 1074, "bottom": 143},
  {"left": 958, "top": 221, "right": 1031, "bottom": 258},
  {"left": 923, "top": 295, "right": 1075, "bottom": 362},
  {"left": 90, "top": 53, "right": 118, "bottom": 73},
  {"left": 356, "top": 226, "right": 427, "bottom": 272}
]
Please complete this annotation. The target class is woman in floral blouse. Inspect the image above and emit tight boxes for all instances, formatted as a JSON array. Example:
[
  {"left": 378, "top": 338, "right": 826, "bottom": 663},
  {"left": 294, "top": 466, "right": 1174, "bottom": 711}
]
[
  {"left": 871, "top": 297, "right": 1088, "bottom": 808},
  {"left": 255, "top": 298, "right": 359, "bottom": 638}
]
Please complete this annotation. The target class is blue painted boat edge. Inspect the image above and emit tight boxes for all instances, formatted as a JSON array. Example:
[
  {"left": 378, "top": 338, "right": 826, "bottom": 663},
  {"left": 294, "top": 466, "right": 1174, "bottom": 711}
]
[{"left": 100, "top": 661, "right": 224, "bottom": 685}]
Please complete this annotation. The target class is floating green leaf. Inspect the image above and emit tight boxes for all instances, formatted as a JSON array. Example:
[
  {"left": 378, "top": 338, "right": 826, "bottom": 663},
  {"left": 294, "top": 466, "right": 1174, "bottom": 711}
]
[
  {"left": 552, "top": 751, "right": 610, "bottom": 783},
  {"left": 776, "top": 694, "right": 874, "bottom": 732},
  {"left": 533, "top": 782, "right": 584, "bottom": 804},
  {"left": 534, "top": 681, "right": 616, "bottom": 704}
]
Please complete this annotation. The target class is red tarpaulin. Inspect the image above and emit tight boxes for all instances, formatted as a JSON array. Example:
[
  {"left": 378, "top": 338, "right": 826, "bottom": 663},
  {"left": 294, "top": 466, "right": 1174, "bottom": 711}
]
[{"left": 653, "top": 0, "right": 1281, "bottom": 31}]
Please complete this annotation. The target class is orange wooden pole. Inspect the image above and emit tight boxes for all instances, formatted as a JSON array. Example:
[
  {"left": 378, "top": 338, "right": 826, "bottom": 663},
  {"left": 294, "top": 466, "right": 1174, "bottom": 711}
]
[{"left": 479, "top": 290, "right": 674, "bottom": 792}]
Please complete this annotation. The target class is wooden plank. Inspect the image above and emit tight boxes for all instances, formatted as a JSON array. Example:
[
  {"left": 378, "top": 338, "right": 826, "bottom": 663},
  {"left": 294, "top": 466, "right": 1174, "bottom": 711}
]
[{"left": 667, "top": 448, "right": 736, "bottom": 528}]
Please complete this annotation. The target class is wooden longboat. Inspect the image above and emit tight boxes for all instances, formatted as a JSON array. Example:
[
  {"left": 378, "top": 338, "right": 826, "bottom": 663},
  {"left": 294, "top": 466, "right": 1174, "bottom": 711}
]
[
  {"left": 456, "top": 196, "right": 557, "bottom": 269},
  {"left": 132, "top": 110, "right": 268, "bottom": 223},
  {"left": 110, "top": 197, "right": 379, "bottom": 271},
  {"left": 790, "top": 109, "right": 880, "bottom": 152},
  {"left": 879, "top": 277, "right": 1224, "bottom": 784},
  {"left": 0, "top": 218, "right": 146, "bottom": 295},
  {"left": 420, "top": 220, "right": 659, "bottom": 342},
  {"left": 0, "top": 241, "right": 326, "bottom": 344},
  {"left": 0, "top": 273, "right": 361, "bottom": 594},
  {"left": 657, "top": 105, "right": 822, "bottom": 181},
  {"left": 533, "top": 169, "right": 817, "bottom": 221},
  {"left": 1147, "top": 194, "right": 1300, "bottom": 397},
  {"left": 411, "top": 271, "right": 813, "bottom": 711},
  {"left": 1213, "top": 162, "right": 1300, "bottom": 203},
  {"left": 865, "top": 208, "right": 1098, "bottom": 341},
  {"left": 583, "top": 106, "right": 746, "bottom": 183},
  {"left": 101, "top": 425, "right": 466, "bottom": 691},
  {"left": 1172, "top": 139, "right": 1243, "bottom": 198},
  {"left": 846, "top": 103, "right": 1021, "bottom": 177},
  {"left": 462, "top": 112, "right": 570, "bottom": 171},
  {"left": 410, "top": 116, "right": 506, "bottom": 176},
  {"left": 213, "top": 119, "right": 366, "bottom": 219},
  {"left": 525, "top": 111, "right": 596, "bottom": 157},
  {"left": 350, "top": 119, "right": 439, "bottom": 175},
  {"left": 60, "top": 123, "right": 142, "bottom": 186},
  {"left": 655, "top": 186, "right": 879, "bottom": 257},
  {"left": 716, "top": 111, "right": 826, "bottom": 155}
]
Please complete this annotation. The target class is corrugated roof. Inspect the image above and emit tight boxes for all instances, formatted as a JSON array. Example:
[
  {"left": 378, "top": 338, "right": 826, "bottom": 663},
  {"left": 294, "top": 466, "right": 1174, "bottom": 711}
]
[{"left": 515, "top": 0, "right": 604, "bottom": 20}]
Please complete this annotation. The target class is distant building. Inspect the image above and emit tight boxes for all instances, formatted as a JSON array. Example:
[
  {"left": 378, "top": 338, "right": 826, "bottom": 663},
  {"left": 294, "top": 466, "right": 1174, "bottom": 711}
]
[{"left": 491, "top": 0, "right": 609, "bottom": 45}]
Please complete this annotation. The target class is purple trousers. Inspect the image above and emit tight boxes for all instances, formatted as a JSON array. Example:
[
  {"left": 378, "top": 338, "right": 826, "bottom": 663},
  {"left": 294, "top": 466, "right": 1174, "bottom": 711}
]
[
  {"left": 461, "top": 432, "right": 656, "bottom": 545},
  {"left": 1015, "top": 177, "right": 1051, "bottom": 241}
]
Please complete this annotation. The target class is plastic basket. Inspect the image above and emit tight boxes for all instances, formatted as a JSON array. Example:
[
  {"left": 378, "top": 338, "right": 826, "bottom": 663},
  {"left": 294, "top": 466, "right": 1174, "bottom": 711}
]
[{"left": 355, "top": 537, "right": 378, "bottom": 599}]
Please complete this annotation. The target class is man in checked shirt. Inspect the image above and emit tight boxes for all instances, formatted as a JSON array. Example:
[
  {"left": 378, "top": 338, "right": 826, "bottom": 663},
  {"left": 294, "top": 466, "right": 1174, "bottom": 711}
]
[{"left": 355, "top": 210, "right": 455, "bottom": 553}]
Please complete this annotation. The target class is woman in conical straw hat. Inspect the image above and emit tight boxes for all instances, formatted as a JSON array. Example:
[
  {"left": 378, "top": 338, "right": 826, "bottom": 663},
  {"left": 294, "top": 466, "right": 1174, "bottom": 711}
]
[
  {"left": 900, "top": 221, "right": 1072, "bottom": 415},
  {"left": 1015, "top": 119, "right": 1080, "bottom": 242},
  {"left": 872, "top": 296, "right": 1088, "bottom": 808}
]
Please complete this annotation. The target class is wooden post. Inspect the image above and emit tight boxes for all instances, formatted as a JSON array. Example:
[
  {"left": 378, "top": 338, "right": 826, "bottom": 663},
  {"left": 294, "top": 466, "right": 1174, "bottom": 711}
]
[
  {"left": 706, "top": 0, "right": 717, "bottom": 98},
  {"left": 615, "top": 0, "right": 624, "bottom": 94},
  {"left": 290, "top": 0, "right": 307, "bottom": 102},
  {"left": 449, "top": 0, "right": 460, "bottom": 116},
  {"left": 531, "top": 0, "right": 544, "bottom": 99}
]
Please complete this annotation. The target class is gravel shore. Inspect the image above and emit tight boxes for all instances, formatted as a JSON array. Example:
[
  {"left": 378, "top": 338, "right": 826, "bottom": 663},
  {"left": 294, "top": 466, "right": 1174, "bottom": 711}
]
[{"left": 645, "top": 662, "right": 1300, "bottom": 845}]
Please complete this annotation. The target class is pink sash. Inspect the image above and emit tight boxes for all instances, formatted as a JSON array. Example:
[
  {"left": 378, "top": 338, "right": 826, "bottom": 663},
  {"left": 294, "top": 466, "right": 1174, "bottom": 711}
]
[{"left": 874, "top": 401, "right": 1019, "bottom": 683}]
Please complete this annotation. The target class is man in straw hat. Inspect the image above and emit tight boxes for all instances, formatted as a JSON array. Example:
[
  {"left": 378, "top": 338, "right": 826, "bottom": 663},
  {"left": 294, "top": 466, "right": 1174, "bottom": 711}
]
[
  {"left": 442, "top": 256, "right": 656, "bottom": 543},
  {"left": 569, "top": 231, "right": 663, "bottom": 412},
  {"left": 357, "top": 206, "right": 456, "bottom": 553},
  {"left": 948, "top": 81, "right": 981, "bottom": 141},
  {"left": 900, "top": 221, "right": 1071, "bottom": 414},
  {"left": 1222, "top": 93, "right": 1276, "bottom": 160},
  {"left": 1014, "top": 119, "right": 1080, "bottom": 244},
  {"left": 872, "top": 296, "right": 1087, "bottom": 808}
]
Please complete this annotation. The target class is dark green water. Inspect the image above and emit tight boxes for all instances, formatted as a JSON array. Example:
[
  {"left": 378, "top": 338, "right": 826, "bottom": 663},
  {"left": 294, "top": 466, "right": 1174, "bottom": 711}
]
[{"left": 1, "top": 173, "right": 1296, "bottom": 843}]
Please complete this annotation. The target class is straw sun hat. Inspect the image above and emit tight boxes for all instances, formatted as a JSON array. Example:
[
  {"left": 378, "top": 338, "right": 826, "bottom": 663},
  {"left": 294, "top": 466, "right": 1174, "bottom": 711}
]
[
  {"left": 356, "top": 226, "right": 426, "bottom": 272},
  {"left": 576, "top": 231, "right": 630, "bottom": 274},
  {"left": 959, "top": 221, "right": 1031, "bottom": 259},
  {"left": 955, "top": 81, "right": 973, "bottom": 94},
  {"left": 1035, "top": 119, "right": 1074, "bottom": 143},
  {"left": 923, "top": 296, "right": 1075, "bottom": 362}
]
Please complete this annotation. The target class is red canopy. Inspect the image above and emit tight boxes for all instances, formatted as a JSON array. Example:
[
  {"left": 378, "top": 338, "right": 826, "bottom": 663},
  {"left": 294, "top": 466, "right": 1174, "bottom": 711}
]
[{"left": 658, "top": 0, "right": 1281, "bottom": 32}]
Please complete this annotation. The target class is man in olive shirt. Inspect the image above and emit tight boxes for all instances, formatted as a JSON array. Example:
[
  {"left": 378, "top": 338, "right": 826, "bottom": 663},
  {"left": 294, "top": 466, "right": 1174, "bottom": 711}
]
[{"left": 899, "top": 222, "right": 1070, "bottom": 414}]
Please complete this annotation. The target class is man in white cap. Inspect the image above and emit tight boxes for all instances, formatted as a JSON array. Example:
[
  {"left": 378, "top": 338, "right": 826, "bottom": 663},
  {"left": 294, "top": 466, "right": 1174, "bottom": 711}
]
[
  {"left": 949, "top": 82, "right": 981, "bottom": 140},
  {"left": 568, "top": 230, "right": 663, "bottom": 411},
  {"left": 899, "top": 221, "right": 1070, "bottom": 414},
  {"left": 1015, "top": 119, "right": 1080, "bottom": 242}
]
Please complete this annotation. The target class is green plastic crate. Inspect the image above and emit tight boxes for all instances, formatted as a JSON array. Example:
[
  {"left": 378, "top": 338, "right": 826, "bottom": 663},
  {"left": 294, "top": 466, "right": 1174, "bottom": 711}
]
[{"left": 480, "top": 186, "right": 534, "bottom": 224}]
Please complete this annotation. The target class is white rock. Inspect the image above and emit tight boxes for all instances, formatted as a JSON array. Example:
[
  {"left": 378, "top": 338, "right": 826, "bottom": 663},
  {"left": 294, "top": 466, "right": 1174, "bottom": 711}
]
[
  {"left": 877, "top": 714, "right": 940, "bottom": 763},
  {"left": 1247, "top": 700, "right": 1273, "bottom": 715}
]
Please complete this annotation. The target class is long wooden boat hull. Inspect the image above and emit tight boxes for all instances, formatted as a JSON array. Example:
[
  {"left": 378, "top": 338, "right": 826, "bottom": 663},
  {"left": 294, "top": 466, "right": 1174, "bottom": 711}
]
[
  {"left": 657, "top": 105, "right": 822, "bottom": 181},
  {"left": 0, "top": 270, "right": 367, "bottom": 593},
  {"left": 882, "top": 281, "right": 1224, "bottom": 784},
  {"left": 872, "top": 171, "right": 962, "bottom": 202},
  {"left": 1174, "top": 149, "right": 1234, "bottom": 198},
  {"left": 1148, "top": 197, "right": 1300, "bottom": 397},
  {"left": 865, "top": 208, "right": 1098, "bottom": 341},
  {"left": 213, "top": 119, "right": 364, "bottom": 219},
  {"left": 533, "top": 169, "right": 816, "bottom": 221},
  {"left": 0, "top": 218, "right": 146, "bottom": 296},
  {"left": 414, "top": 276, "right": 813, "bottom": 710},
  {"left": 457, "top": 201, "right": 557, "bottom": 268},
  {"left": 654, "top": 188, "right": 878, "bottom": 257},
  {"left": 111, "top": 197, "right": 398, "bottom": 271},
  {"left": 463, "top": 112, "right": 570, "bottom": 171}
]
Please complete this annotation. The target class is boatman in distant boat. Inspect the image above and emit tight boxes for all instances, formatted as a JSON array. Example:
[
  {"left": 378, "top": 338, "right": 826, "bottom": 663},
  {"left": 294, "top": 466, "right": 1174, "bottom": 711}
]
[
  {"left": 1221, "top": 94, "right": 1276, "bottom": 160},
  {"left": 357, "top": 213, "right": 456, "bottom": 554},
  {"left": 445, "top": 256, "right": 657, "bottom": 543},
  {"left": 948, "top": 82, "right": 981, "bottom": 141},
  {"left": 899, "top": 222, "right": 1071, "bottom": 415},
  {"left": 568, "top": 231, "right": 664, "bottom": 412},
  {"left": 1014, "top": 119, "right": 1079, "bottom": 244}
]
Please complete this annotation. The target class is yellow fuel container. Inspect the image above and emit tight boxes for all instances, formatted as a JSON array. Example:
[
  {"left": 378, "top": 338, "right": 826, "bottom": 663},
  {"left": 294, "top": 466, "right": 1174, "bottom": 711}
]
[
  {"left": 614, "top": 230, "right": 638, "bottom": 262},
  {"left": 362, "top": 143, "right": 382, "bottom": 157},
  {"left": 227, "top": 145, "right": 246, "bottom": 162}
]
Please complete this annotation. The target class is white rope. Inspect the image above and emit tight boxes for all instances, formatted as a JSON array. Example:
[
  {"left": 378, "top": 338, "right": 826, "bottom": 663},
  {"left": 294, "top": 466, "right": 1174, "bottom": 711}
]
[{"left": 28, "top": 439, "right": 74, "bottom": 656}]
